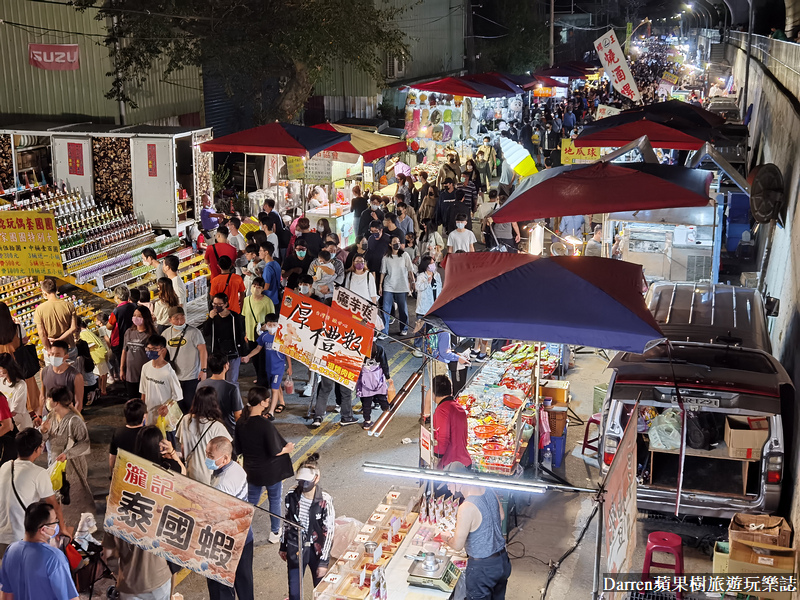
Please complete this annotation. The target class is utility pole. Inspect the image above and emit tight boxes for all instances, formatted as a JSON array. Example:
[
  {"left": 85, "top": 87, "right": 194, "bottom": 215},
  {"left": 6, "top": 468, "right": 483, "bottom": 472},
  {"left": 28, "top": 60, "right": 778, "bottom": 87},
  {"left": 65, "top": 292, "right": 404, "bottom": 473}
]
[
  {"left": 464, "top": 0, "right": 476, "bottom": 73},
  {"left": 550, "top": 0, "right": 555, "bottom": 66}
]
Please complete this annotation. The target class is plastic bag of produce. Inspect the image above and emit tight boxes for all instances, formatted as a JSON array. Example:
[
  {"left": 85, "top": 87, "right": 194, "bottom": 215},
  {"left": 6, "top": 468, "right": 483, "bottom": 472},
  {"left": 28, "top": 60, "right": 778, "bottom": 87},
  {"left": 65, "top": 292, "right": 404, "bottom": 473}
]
[
  {"left": 330, "top": 516, "right": 364, "bottom": 559},
  {"left": 648, "top": 408, "right": 682, "bottom": 450}
]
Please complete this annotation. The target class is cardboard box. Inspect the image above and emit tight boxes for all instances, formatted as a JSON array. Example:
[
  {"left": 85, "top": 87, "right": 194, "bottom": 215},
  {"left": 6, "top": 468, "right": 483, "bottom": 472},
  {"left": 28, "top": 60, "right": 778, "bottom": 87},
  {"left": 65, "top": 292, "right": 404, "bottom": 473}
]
[
  {"left": 730, "top": 513, "right": 793, "bottom": 548},
  {"left": 724, "top": 415, "right": 769, "bottom": 460},
  {"left": 540, "top": 380, "right": 569, "bottom": 405},
  {"left": 728, "top": 539, "right": 795, "bottom": 600},
  {"left": 712, "top": 541, "right": 729, "bottom": 574}
]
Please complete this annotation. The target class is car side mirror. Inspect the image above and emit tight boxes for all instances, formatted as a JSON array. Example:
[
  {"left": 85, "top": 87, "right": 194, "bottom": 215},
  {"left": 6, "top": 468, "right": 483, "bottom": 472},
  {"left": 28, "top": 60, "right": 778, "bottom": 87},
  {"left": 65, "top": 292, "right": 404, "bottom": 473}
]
[{"left": 765, "top": 296, "right": 780, "bottom": 317}]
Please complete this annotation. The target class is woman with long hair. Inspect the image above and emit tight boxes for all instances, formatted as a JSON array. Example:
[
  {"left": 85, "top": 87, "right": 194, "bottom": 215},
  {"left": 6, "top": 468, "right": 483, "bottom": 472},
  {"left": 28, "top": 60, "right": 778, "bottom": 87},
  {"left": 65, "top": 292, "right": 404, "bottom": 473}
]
[
  {"left": 0, "top": 353, "right": 32, "bottom": 430},
  {"left": 316, "top": 218, "right": 332, "bottom": 242},
  {"left": 0, "top": 302, "right": 40, "bottom": 412},
  {"left": 464, "top": 158, "right": 483, "bottom": 196},
  {"left": 40, "top": 385, "right": 94, "bottom": 527},
  {"left": 74, "top": 340, "right": 98, "bottom": 406},
  {"left": 418, "top": 185, "right": 438, "bottom": 223},
  {"left": 152, "top": 277, "right": 180, "bottom": 331},
  {"left": 418, "top": 218, "right": 444, "bottom": 263},
  {"left": 235, "top": 386, "right": 294, "bottom": 544},
  {"left": 279, "top": 453, "right": 336, "bottom": 600},
  {"left": 379, "top": 237, "right": 414, "bottom": 337},
  {"left": 177, "top": 386, "right": 231, "bottom": 484},
  {"left": 135, "top": 425, "right": 185, "bottom": 474},
  {"left": 121, "top": 305, "right": 157, "bottom": 398}
]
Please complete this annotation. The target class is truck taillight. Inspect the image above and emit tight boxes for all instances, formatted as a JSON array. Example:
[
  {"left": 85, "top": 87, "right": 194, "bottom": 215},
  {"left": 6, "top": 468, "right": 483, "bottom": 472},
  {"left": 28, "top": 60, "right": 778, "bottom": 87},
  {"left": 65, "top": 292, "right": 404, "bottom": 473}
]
[
  {"left": 603, "top": 437, "right": 618, "bottom": 466},
  {"left": 767, "top": 454, "right": 783, "bottom": 484}
]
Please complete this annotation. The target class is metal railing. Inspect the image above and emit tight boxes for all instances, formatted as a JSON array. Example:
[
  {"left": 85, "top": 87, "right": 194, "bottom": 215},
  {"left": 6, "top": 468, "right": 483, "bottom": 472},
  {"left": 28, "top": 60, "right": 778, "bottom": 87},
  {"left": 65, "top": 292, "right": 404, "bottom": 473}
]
[{"left": 727, "top": 31, "right": 800, "bottom": 102}]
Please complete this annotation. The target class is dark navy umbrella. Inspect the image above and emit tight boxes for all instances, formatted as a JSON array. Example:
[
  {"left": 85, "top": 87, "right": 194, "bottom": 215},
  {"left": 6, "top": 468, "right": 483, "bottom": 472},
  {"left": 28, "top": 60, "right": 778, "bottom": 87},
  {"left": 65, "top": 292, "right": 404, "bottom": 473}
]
[{"left": 200, "top": 122, "right": 350, "bottom": 158}]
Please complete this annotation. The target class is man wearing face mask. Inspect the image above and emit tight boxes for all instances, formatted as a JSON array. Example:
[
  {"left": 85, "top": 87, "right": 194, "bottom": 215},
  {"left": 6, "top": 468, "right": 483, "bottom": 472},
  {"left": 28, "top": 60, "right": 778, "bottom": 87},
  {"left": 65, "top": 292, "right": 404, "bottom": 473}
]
[
  {"left": 445, "top": 189, "right": 473, "bottom": 236},
  {"left": 0, "top": 501, "right": 79, "bottom": 600},
  {"left": 435, "top": 178, "right": 457, "bottom": 230},
  {"left": 366, "top": 220, "right": 391, "bottom": 277},
  {"left": 436, "top": 150, "right": 461, "bottom": 189},
  {"left": 138, "top": 335, "right": 183, "bottom": 427},
  {"left": 358, "top": 196, "right": 384, "bottom": 239},
  {"left": 282, "top": 239, "right": 312, "bottom": 292},
  {"left": 447, "top": 213, "right": 477, "bottom": 254},
  {"left": 39, "top": 340, "right": 83, "bottom": 417},
  {"left": 541, "top": 121, "right": 561, "bottom": 166},
  {"left": 163, "top": 306, "right": 207, "bottom": 413},
  {"left": 205, "top": 437, "right": 255, "bottom": 600},
  {"left": 202, "top": 293, "right": 248, "bottom": 385}
]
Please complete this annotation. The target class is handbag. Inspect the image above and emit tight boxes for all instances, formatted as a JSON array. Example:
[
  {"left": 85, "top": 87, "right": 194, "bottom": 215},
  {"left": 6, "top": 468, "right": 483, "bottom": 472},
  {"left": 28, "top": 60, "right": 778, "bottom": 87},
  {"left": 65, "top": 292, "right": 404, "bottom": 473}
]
[
  {"left": 66, "top": 417, "right": 92, "bottom": 458},
  {"left": 14, "top": 326, "right": 40, "bottom": 379}
]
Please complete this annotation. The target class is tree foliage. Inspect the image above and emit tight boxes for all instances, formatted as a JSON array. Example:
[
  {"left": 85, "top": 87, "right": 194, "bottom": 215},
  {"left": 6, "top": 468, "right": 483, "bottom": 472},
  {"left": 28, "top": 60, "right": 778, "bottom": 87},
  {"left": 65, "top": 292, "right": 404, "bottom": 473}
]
[
  {"left": 73, "top": 0, "right": 411, "bottom": 122},
  {"left": 475, "top": 0, "right": 549, "bottom": 74}
]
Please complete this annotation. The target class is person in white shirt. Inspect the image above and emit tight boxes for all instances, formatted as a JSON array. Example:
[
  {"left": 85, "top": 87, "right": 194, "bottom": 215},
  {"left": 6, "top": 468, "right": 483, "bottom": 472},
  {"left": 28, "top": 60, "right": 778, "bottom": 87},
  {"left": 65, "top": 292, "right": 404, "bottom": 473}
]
[
  {"left": 139, "top": 334, "right": 183, "bottom": 427},
  {"left": 379, "top": 241, "right": 415, "bottom": 336},
  {"left": 447, "top": 213, "right": 477, "bottom": 253},
  {"left": 177, "top": 387, "right": 231, "bottom": 485},
  {"left": 226, "top": 217, "right": 247, "bottom": 254},
  {"left": 344, "top": 256, "right": 378, "bottom": 304},
  {"left": 0, "top": 355, "right": 32, "bottom": 431},
  {"left": 0, "top": 428, "right": 66, "bottom": 555},
  {"left": 163, "top": 254, "right": 187, "bottom": 307}
]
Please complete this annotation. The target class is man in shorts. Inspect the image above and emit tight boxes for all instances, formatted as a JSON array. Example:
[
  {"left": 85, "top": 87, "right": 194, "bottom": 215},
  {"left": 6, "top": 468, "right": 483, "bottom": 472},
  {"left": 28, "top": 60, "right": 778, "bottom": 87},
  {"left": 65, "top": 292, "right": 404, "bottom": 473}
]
[{"left": 241, "top": 313, "right": 290, "bottom": 420}]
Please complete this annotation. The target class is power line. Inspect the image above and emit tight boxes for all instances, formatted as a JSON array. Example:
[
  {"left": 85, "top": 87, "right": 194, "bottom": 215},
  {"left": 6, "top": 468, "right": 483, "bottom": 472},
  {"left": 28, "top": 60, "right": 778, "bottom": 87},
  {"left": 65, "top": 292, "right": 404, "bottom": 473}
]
[
  {"left": 0, "top": 18, "right": 197, "bottom": 41},
  {"left": 24, "top": 0, "right": 214, "bottom": 21}
]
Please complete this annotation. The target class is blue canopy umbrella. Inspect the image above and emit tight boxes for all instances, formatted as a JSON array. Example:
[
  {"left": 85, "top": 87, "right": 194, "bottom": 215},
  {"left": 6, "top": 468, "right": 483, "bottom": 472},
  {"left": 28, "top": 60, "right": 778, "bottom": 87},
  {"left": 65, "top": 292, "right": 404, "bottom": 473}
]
[{"left": 424, "top": 253, "right": 664, "bottom": 353}]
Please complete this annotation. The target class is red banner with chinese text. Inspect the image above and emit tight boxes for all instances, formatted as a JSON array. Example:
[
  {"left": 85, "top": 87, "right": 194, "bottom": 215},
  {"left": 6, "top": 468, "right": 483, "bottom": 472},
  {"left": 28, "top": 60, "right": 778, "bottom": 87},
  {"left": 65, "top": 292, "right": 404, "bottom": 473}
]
[
  {"left": 105, "top": 450, "right": 254, "bottom": 587},
  {"left": 0, "top": 211, "right": 62, "bottom": 277},
  {"left": 276, "top": 290, "right": 373, "bottom": 390},
  {"left": 28, "top": 44, "right": 80, "bottom": 71},
  {"left": 67, "top": 142, "right": 84, "bottom": 176}
]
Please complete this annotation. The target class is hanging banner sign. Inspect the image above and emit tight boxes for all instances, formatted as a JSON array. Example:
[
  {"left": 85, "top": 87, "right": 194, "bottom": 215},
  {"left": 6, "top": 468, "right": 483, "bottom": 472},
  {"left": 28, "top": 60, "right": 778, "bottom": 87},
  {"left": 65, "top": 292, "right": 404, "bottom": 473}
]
[
  {"left": 304, "top": 157, "right": 333, "bottom": 184},
  {"left": 594, "top": 30, "right": 641, "bottom": 103},
  {"left": 29, "top": 44, "right": 80, "bottom": 71},
  {"left": 266, "top": 155, "right": 280, "bottom": 186},
  {"left": 105, "top": 450, "right": 255, "bottom": 587},
  {"left": 596, "top": 104, "right": 622, "bottom": 120},
  {"left": 67, "top": 142, "right": 84, "bottom": 176},
  {"left": 624, "top": 22, "right": 633, "bottom": 52},
  {"left": 275, "top": 289, "right": 373, "bottom": 389},
  {"left": 286, "top": 157, "right": 305, "bottom": 180},
  {"left": 147, "top": 144, "right": 158, "bottom": 177},
  {"left": 332, "top": 285, "right": 383, "bottom": 331},
  {"left": 533, "top": 87, "right": 555, "bottom": 97},
  {"left": 561, "top": 139, "right": 603, "bottom": 164},
  {"left": 363, "top": 165, "right": 374, "bottom": 184},
  {"left": 0, "top": 211, "right": 62, "bottom": 277},
  {"left": 603, "top": 402, "right": 638, "bottom": 600},
  {"left": 662, "top": 71, "right": 679, "bottom": 85}
]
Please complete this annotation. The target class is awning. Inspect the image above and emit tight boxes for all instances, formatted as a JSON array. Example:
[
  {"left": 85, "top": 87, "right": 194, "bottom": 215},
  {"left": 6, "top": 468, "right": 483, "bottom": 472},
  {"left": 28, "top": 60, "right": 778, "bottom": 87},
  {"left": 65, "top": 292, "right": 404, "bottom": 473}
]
[
  {"left": 199, "top": 122, "right": 350, "bottom": 158},
  {"left": 412, "top": 76, "right": 517, "bottom": 98},
  {"left": 312, "top": 123, "right": 408, "bottom": 162}
]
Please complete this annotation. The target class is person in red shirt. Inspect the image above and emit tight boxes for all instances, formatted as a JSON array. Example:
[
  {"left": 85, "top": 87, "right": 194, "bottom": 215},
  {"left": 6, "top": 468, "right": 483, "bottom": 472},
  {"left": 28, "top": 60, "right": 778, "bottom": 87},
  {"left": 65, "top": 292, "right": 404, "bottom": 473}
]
[
  {"left": 204, "top": 225, "right": 238, "bottom": 278},
  {"left": 432, "top": 375, "right": 471, "bottom": 469},
  {"left": 209, "top": 255, "right": 246, "bottom": 314}
]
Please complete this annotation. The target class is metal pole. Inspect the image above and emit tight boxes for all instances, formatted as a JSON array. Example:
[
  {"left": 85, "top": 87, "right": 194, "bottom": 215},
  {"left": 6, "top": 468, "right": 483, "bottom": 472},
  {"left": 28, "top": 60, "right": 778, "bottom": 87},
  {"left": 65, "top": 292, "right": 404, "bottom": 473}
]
[
  {"left": 742, "top": 0, "right": 754, "bottom": 114},
  {"left": 550, "top": 0, "right": 555, "bottom": 66},
  {"left": 591, "top": 496, "right": 604, "bottom": 600}
]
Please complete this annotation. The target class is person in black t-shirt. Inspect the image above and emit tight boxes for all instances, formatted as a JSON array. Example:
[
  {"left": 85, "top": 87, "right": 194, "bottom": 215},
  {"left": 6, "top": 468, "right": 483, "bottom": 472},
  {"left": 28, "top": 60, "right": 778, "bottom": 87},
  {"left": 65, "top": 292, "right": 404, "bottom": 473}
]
[
  {"left": 135, "top": 425, "right": 185, "bottom": 474},
  {"left": 366, "top": 221, "right": 391, "bottom": 276},
  {"left": 282, "top": 238, "right": 312, "bottom": 291},
  {"left": 383, "top": 213, "right": 405, "bottom": 247},
  {"left": 350, "top": 185, "right": 368, "bottom": 235},
  {"left": 446, "top": 189, "right": 473, "bottom": 235},
  {"left": 109, "top": 398, "right": 146, "bottom": 473},
  {"left": 294, "top": 217, "right": 323, "bottom": 259},
  {"left": 358, "top": 197, "right": 385, "bottom": 238},
  {"left": 202, "top": 293, "right": 247, "bottom": 384},
  {"left": 436, "top": 178, "right": 457, "bottom": 228}
]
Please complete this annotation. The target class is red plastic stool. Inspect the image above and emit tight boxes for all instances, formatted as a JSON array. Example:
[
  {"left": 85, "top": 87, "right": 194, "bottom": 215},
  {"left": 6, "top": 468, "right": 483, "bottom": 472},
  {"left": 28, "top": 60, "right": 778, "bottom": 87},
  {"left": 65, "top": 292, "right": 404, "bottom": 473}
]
[
  {"left": 581, "top": 413, "right": 602, "bottom": 455},
  {"left": 642, "top": 531, "right": 684, "bottom": 599}
]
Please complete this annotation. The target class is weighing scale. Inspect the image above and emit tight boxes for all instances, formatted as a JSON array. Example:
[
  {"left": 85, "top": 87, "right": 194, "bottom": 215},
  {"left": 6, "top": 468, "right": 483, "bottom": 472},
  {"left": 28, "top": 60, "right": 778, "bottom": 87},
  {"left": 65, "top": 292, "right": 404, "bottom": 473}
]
[{"left": 406, "top": 552, "right": 461, "bottom": 593}]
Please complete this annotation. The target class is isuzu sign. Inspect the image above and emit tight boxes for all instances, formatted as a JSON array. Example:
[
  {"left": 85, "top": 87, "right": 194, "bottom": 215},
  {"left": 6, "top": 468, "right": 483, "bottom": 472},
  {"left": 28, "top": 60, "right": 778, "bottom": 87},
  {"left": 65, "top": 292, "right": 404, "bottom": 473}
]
[{"left": 29, "top": 44, "right": 80, "bottom": 71}]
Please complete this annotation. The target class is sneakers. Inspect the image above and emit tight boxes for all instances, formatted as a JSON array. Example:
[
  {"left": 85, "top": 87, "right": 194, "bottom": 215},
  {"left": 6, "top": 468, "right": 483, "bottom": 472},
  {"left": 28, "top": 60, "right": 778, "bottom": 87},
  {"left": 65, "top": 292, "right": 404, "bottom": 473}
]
[
  {"left": 412, "top": 349, "right": 423, "bottom": 358},
  {"left": 476, "top": 352, "right": 488, "bottom": 362},
  {"left": 311, "top": 417, "right": 322, "bottom": 428},
  {"left": 362, "top": 420, "right": 373, "bottom": 430},
  {"left": 268, "top": 530, "right": 281, "bottom": 544},
  {"left": 340, "top": 417, "right": 359, "bottom": 426},
  {"left": 470, "top": 349, "right": 480, "bottom": 357},
  {"left": 301, "top": 385, "right": 313, "bottom": 398},
  {"left": 334, "top": 404, "right": 341, "bottom": 413},
  {"left": 400, "top": 328, "right": 409, "bottom": 336}
]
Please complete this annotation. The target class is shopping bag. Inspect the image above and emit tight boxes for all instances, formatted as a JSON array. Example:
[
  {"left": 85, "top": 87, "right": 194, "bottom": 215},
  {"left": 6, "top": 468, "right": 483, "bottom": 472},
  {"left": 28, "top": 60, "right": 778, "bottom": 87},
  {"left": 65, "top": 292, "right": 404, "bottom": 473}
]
[
  {"left": 156, "top": 415, "right": 168, "bottom": 438},
  {"left": 387, "top": 380, "right": 397, "bottom": 404},
  {"left": 283, "top": 376, "right": 295, "bottom": 395},
  {"left": 49, "top": 460, "right": 67, "bottom": 491}
]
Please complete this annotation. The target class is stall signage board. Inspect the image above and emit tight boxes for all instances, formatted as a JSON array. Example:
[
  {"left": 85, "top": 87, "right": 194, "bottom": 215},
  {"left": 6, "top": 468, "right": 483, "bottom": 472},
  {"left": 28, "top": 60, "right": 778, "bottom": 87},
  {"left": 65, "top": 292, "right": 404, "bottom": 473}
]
[
  {"left": 657, "top": 79, "right": 674, "bottom": 97},
  {"left": 0, "top": 211, "right": 62, "bottom": 277},
  {"left": 105, "top": 450, "right": 254, "bottom": 587},
  {"left": 420, "top": 425, "right": 432, "bottom": 465},
  {"left": 561, "top": 139, "right": 602, "bottom": 164},
  {"left": 286, "top": 157, "right": 305, "bottom": 180},
  {"left": 596, "top": 104, "right": 621, "bottom": 120},
  {"left": 267, "top": 155, "right": 281, "bottom": 186},
  {"left": 594, "top": 30, "right": 641, "bottom": 103},
  {"left": 67, "top": 142, "right": 84, "bottom": 176},
  {"left": 533, "top": 87, "right": 555, "bottom": 97},
  {"left": 304, "top": 157, "right": 333, "bottom": 184},
  {"left": 332, "top": 285, "right": 383, "bottom": 330},
  {"left": 662, "top": 71, "right": 679, "bottom": 85},
  {"left": 602, "top": 402, "right": 638, "bottom": 599},
  {"left": 363, "top": 165, "right": 374, "bottom": 184},
  {"left": 29, "top": 43, "right": 80, "bottom": 71},
  {"left": 147, "top": 144, "right": 158, "bottom": 177},
  {"left": 275, "top": 290, "right": 373, "bottom": 389}
]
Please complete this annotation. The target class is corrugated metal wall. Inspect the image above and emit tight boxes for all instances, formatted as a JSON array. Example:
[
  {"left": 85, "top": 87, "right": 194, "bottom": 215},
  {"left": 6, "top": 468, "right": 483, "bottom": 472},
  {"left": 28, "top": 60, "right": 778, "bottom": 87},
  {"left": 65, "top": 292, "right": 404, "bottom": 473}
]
[{"left": 0, "top": 0, "right": 202, "bottom": 124}]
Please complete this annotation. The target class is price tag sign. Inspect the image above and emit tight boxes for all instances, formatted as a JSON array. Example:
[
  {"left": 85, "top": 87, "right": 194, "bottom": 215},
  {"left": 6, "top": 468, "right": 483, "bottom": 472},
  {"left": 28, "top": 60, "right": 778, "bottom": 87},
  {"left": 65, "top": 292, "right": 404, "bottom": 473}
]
[
  {"left": 376, "top": 504, "right": 390, "bottom": 513},
  {"left": 390, "top": 516, "right": 400, "bottom": 536},
  {"left": 324, "top": 573, "right": 341, "bottom": 584},
  {"left": 359, "top": 567, "right": 367, "bottom": 588},
  {"left": 361, "top": 524, "right": 376, "bottom": 533},
  {"left": 373, "top": 543, "right": 383, "bottom": 564},
  {"left": 355, "top": 534, "right": 369, "bottom": 543},
  {"left": 344, "top": 551, "right": 360, "bottom": 561},
  {"left": 369, "top": 513, "right": 384, "bottom": 523},
  {"left": 387, "top": 491, "right": 401, "bottom": 501}
]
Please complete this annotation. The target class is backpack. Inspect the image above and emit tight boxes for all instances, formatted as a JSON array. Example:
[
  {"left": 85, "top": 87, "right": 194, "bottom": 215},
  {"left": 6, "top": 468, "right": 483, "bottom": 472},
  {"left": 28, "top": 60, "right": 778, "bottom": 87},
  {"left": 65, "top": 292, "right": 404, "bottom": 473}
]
[
  {"left": 686, "top": 411, "right": 721, "bottom": 450},
  {"left": 356, "top": 362, "right": 387, "bottom": 397}
]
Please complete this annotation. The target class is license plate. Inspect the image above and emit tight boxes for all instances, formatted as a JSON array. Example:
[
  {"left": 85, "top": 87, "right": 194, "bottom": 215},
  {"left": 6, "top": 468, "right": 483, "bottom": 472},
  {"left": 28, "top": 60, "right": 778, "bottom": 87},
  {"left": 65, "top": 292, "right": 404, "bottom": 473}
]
[{"left": 674, "top": 396, "right": 720, "bottom": 407}]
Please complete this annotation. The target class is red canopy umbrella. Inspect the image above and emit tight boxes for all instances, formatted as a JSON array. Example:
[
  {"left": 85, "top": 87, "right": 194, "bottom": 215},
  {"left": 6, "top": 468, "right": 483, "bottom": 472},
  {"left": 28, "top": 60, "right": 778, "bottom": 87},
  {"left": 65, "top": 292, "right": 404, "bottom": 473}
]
[
  {"left": 534, "top": 66, "right": 587, "bottom": 79},
  {"left": 312, "top": 123, "right": 407, "bottom": 162},
  {"left": 574, "top": 118, "right": 717, "bottom": 150},
  {"left": 199, "top": 122, "right": 350, "bottom": 158},
  {"left": 461, "top": 73, "right": 524, "bottom": 94},
  {"left": 413, "top": 76, "right": 512, "bottom": 98},
  {"left": 491, "top": 162, "right": 713, "bottom": 222}
]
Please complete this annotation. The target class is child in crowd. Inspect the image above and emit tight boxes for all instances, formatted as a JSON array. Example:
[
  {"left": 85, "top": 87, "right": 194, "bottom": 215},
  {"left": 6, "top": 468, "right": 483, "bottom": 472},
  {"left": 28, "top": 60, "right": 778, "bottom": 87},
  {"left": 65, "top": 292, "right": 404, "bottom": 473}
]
[
  {"left": 404, "top": 232, "right": 418, "bottom": 264},
  {"left": 241, "top": 313, "right": 291, "bottom": 418},
  {"left": 95, "top": 312, "right": 117, "bottom": 382},
  {"left": 243, "top": 243, "right": 260, "bottom": 294},
  {"left": 78, "top": 318, "right": 110, "bottom": 396},
  {"left": 137, "top": 285, "right": 153, "bottom": 313},
  {"left": 139, "top": 334, "right": 183, "bottom": 428},
  {"left": 357, "top": 343, "right": 391, "bottom": 430},
  {"left": 129, "top": 288, "right": 141, "bottom": 305},
  {"left": 297, "top": 274, "right": 314, "bottom": 298},
  {"left": 311, "top": 250, "right": 337, "bottom": 304},
  {"left": 75, "top": 339, "right": 98, "bottom": 406}
]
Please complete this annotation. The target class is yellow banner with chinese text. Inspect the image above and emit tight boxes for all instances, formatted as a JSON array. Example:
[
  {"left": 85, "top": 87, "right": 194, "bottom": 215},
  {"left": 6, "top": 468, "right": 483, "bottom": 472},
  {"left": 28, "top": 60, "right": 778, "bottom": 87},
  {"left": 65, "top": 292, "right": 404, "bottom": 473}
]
[
  {"left": 561, "top": 139, "right": 604, "bottom": 164},
  {"left": 0, "top": 211, "right": 62, "bottom": 277},
  {"left": 105, "top": 450, "right": 254, "bottom": 587}
]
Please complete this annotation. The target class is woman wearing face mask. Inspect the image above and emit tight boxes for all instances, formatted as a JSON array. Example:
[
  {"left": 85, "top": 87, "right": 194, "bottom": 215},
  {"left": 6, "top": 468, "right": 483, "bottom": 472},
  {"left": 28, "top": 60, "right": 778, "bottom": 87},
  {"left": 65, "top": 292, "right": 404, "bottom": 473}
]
[
  {"left": 344, "top": 234, "right": 369, "bottom": 271},
  {"left": 0, "top": 353, "right": 33, "bottom": 431},
  {"left": 40, "top": 385, "right": 95, "bottom": 528},
  {"left": 418, "top": 218, "right": 444, "bottom": 262},
  {"left": 177, "top": 386, "right": 231, "bottom": 485},
  {"left": 412, "top": 256, "right": 443, "bottom": 357},
  {"left": 379, "top": 238, "right": 415, "bottom": 337},
  {"left": 418, "top": 185, "right": 438, "bottom": 223},
  {"left": 436, "top": 151, "right": 461, "bottom": 189},
  {"left": 281, "top": 240, "right": 312, "bottom": 291},
  {"left": 464, "top": 158, "right": 483, "bottom": 199},
  {"left": 279, "top": 453, "right": 335, "bottom": 600},
  {"left": 0, "top": 302, "right": 40, "bottom": 412},
  {"left": 344, "top": 256, "right": 379, "bottom": 306},
  {"left": 120, "top": 305, "right": 157, "bottom": 398},
  {"left": 235, "top": 387, "right": 294, "bottom": 544}
]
